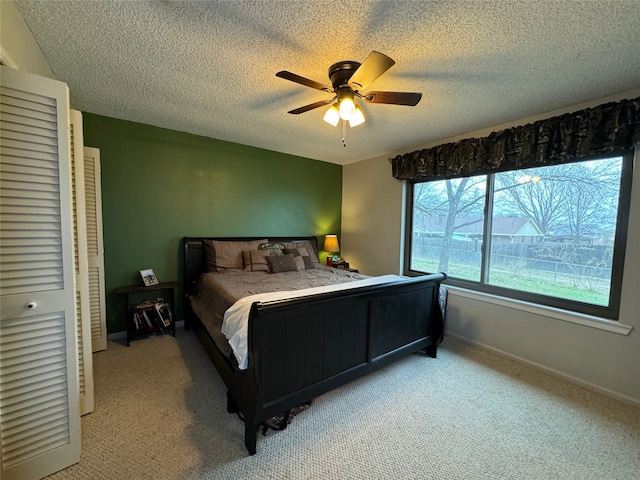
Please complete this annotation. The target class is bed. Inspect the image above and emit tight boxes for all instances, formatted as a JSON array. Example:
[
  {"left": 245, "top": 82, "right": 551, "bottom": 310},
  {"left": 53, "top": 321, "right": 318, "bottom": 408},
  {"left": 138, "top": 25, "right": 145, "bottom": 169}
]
[{"left": 183, "top": 236, "right": 446, "bottom": 454}]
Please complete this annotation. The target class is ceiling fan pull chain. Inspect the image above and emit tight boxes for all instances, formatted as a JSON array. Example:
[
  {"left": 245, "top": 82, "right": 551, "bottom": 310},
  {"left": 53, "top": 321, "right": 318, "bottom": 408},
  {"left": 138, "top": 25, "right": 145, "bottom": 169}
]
[{"left": 342, "top": 120, "right": 347, "bottom": 147}]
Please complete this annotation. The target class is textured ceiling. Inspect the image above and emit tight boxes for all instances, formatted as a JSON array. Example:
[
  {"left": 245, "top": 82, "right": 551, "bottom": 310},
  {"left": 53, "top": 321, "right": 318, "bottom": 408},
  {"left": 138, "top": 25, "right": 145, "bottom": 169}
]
[{"left": 15, "top": 0, "right": 640, "bottom": 165}]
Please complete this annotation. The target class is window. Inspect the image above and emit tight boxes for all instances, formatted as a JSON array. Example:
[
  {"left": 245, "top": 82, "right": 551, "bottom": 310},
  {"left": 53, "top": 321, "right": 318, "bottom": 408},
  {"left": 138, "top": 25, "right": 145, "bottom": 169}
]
[{"left": 405, "top": 152, "right": 633, "bottom": 319}]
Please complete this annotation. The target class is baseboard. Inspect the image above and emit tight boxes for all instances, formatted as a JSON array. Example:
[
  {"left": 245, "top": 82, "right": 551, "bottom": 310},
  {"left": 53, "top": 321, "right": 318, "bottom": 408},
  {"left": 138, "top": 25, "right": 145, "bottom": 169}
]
[
  {"left": 445, "top": 331, "right": 640, "bottom": 409},
  {"left": 107, "top": 320, "right": 185, "bottom": 342}
]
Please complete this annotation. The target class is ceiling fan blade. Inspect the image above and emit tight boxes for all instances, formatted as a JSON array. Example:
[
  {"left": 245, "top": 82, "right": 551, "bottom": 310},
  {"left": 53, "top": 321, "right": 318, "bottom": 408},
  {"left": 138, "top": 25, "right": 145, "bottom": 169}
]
[
  {"left": 288, "top": 99, "right": 333, "bottom": 114},
  {"left": 362, "top": 91, "right": 422, "bottom": 106},
  {"left": 348, "top": 51, "right": 395, "bottom": 91},
  {"left": 276, "top": 71, "right": 333, "bottom": 92}
]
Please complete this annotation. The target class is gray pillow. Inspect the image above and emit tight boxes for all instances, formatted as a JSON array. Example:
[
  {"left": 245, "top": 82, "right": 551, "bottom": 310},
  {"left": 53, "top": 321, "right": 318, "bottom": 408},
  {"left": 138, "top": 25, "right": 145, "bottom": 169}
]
[
  {"left": 282, "top": 241, "right": 322, "bottom": 266},
  {"left": 283, "top": 248, "right": 314, "bottom": 269},
  {"left": 301, "top": 256, "right": 314, "bottom": 269},
  {"left": 267, "top": 253, "right": 298, "bottom": 273},
  {"left": 242, "top": 249, "right": 270, "bottom": 272}
]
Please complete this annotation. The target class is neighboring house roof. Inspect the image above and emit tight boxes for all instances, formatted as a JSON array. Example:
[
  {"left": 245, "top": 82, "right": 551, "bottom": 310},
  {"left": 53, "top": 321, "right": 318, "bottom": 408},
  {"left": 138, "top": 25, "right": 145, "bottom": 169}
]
[
  {"left": 417, "top": 216, "right": 543, "bottom": 236},
  {"left": 493, "top": 217, "right": 544, "bottom": 236}
]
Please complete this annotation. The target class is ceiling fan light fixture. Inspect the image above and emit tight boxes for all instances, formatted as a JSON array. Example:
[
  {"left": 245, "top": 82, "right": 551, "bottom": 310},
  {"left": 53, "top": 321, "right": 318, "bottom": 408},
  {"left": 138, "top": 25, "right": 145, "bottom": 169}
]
[
  {"left": 323, "top": 104, "right": 340, "bottom": 126},
  {"left": 349, "top": 106, "right": 365, "bottom": 127}
]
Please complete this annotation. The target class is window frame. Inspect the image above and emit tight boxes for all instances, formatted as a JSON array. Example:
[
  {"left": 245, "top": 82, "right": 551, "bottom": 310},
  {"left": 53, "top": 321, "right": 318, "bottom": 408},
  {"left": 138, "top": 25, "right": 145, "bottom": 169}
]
[{"left": 403, "top": 150, "right": 634, "bottom": 320}]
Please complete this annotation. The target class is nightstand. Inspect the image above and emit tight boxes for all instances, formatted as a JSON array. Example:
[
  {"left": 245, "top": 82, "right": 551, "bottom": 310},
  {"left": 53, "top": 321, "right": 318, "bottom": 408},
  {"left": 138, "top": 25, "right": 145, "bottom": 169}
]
[{"left": 116, "top": 281, "right": 180, "bottom": 346}]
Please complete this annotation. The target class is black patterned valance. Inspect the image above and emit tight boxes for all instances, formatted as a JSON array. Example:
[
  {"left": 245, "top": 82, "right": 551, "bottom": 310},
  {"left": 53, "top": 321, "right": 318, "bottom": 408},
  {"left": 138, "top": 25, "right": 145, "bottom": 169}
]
[{"left": 390, "top": 97, "right": 640, "bottom": 181}]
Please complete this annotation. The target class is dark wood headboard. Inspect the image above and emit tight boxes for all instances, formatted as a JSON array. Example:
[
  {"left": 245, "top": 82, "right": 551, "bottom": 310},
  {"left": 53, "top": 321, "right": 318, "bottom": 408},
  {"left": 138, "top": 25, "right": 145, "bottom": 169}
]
[{"left": 182, "top": 236, "right": 319, "bottom": 296}]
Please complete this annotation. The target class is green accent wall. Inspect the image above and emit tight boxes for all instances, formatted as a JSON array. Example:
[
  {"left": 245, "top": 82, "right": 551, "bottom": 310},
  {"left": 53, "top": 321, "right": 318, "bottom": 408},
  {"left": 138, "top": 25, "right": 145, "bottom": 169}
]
[{"left": 82, "top": 113, "right": 342, "bottom": 334}]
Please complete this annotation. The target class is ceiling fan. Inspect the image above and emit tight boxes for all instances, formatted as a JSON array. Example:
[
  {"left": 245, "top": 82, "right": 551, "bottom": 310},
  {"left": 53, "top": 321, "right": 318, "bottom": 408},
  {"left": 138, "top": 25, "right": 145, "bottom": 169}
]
[{"left": 276, "top": 51, "right": 422, "bottom": 130}]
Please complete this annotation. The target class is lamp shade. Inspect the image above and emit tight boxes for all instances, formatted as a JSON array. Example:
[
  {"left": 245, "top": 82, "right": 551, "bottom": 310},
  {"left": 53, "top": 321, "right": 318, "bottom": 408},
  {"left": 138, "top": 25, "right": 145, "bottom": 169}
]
[
  {"left": 323, "top": 234, "right": 340, "bottom": 253},
  {"left": 323, "top": 105, "right": 340, "bottom": 126},
  {"left": 349, "top": 106, "right": 365, "bottom": 127},
  {"left": 339, "top": 97, "right": 355, "bottom": 120}
]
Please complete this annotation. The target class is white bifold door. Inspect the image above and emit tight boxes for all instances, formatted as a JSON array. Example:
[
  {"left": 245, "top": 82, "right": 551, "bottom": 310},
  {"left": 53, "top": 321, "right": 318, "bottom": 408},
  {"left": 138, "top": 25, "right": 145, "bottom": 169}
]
[
  {"left": 83, "top": 147, "right": 106, "bottom": 353},
  {"left": 0, "top": 66, "right": 81, "bottom": 479},
  {"left": 69, "top": 110, "right": 95, "bottom": 414}
]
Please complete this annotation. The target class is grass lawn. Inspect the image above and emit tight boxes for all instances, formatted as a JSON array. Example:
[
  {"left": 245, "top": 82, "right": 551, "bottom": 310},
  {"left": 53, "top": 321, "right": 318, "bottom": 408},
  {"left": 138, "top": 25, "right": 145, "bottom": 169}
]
[{"left": 412, "top": 258, "right": 609, "bottom": 305}]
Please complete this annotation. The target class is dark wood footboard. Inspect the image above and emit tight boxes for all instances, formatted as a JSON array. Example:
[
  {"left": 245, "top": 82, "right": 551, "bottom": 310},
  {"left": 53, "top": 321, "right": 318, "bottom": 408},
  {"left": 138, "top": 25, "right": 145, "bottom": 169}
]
[{"left": 183, "top": 236, "right": 445, "bottom": 454}]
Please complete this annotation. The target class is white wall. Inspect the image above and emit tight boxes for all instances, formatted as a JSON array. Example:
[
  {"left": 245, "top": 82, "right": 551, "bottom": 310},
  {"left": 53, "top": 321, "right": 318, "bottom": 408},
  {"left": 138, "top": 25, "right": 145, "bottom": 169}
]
[
  {"left": 0, "top": 0, "right": 55, "bottom": 78},
  {"left": 343, "top": 90, "right": 640, "bottom": 406},
  {"left": 341, "top": 155, "right": 404, "bottom": 276}
]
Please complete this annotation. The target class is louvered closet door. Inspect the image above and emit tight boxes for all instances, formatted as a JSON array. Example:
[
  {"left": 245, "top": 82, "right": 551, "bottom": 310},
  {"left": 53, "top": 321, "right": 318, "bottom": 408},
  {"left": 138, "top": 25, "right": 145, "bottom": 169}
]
[
  {"left": 70, "top": 109, "right": 94, "bottom": 415},
  {"left": 83, "top": 147, "right": 106, "bottom": 352},
  {"left": 0, "top": 66, "right": 81, "bottom": 480}
]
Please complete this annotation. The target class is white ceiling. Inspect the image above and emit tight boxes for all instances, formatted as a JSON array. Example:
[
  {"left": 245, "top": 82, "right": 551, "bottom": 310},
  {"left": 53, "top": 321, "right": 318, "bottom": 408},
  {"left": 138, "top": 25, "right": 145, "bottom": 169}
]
[{"left": 15, "top": 0, "right": 640, "bottom": 165}]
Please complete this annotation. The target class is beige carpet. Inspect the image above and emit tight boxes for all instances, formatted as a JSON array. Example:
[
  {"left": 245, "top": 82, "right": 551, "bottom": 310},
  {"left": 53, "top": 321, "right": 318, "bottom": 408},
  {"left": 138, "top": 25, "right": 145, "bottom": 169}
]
[{"left": 46, "top": 331, "right": 640, "bottom": 479}]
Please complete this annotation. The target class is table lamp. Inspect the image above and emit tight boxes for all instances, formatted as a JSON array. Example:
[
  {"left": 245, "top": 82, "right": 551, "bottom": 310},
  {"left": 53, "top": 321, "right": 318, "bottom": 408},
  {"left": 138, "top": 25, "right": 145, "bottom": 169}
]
[{"left": 323, "top": 234, "right": 340, "bottom": 265}]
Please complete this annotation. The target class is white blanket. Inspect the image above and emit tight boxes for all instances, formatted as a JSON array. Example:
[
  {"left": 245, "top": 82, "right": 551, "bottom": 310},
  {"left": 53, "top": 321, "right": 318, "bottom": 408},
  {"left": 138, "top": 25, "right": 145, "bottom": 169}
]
[{"left": 221, "top": 274, "right": 406, "bottom": 370}]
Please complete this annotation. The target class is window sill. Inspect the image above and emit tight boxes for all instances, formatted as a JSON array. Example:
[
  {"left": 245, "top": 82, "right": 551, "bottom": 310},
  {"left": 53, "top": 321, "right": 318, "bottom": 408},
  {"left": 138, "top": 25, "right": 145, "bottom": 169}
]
[{"left": 446, "top": 286, "right": 633, "bottom": 336}]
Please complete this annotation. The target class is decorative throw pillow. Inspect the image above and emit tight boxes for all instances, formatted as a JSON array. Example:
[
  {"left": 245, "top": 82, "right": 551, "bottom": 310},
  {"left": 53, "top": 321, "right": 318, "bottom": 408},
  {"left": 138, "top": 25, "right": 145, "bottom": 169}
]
[
  {"left": 282, "top": 241, "right": 322, "bottom": 267},
  {"left": 300, "top": 241, "right": 322, "bottom": 267},
  {"left": 242, "top": 250, "right": 270, "bottom": 272},
  {"left": 266, "top": 253, "right": 298, "bottom": 273},
  {"left": 282, "top": 247, "right": 315, "bottom": 270},
  {"left": 259, "top": 242, "right": 285, "bottom": 257},
  {"left": 301, "top": 256, "right": 314, "bottom": 269},
  {"left": 293, "top": 256, "right": 306, "bottom": 271},
  {"left": 204, "top": 239, "right": 267, "bottom": 272}
]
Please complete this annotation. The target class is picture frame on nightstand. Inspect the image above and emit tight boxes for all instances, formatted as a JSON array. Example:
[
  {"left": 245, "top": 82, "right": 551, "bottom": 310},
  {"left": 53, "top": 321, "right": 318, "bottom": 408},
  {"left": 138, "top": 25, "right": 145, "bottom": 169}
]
[{"left": 140, "top": 268, "right": 159, "bottom": 286}]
